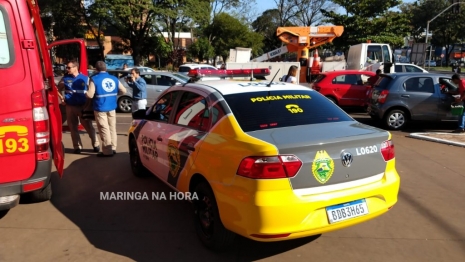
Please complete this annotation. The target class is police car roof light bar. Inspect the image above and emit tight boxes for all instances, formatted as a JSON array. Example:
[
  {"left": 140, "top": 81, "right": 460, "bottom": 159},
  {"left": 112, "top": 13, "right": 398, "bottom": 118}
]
[{"left": 187, "top": 68, "right": 271, "bottom": 78}]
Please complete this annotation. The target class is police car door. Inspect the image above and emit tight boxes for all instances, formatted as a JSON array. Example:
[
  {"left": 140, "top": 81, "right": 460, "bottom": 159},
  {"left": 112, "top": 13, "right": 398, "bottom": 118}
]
[
  {"left": 135, "top": 91, "right": 181, "bottom": 179},
  {"left": 159, "top": 90, "right": 211, "bottom": 188}
]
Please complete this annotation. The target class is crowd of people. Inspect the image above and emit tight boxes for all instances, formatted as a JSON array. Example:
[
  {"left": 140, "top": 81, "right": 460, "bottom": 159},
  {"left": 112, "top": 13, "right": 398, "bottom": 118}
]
[{"left": 57, "top": 61, "right": 147, "bottom": 156}]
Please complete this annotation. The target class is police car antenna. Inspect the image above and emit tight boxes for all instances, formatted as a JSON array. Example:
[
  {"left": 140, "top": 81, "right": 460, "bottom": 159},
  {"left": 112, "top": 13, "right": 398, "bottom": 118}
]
[{"left": 267, "top": 69, "right": 280, "bottom": 87}]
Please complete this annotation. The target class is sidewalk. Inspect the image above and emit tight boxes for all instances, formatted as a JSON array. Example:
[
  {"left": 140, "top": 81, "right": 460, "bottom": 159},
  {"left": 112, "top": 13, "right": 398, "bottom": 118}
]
[{"left": 408, "top": 132, "right": 465, "bottom": 147}]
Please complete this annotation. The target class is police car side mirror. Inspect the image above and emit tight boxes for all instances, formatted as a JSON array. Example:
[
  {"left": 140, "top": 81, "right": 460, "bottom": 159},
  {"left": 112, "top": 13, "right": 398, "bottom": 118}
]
[{"left": 132, "top": 109, "right": 147, "bottom": 120}]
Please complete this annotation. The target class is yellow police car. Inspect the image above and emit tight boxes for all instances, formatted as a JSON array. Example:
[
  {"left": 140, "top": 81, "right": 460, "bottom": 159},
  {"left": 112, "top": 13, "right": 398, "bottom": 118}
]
[{"left": 128, "top": 68, "right": 400, "bottom": 251}]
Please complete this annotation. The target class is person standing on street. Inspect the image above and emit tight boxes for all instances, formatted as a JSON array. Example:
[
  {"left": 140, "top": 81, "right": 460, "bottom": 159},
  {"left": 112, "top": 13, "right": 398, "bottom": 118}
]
[
  {"left": 126, "top": 68, "right": 147, "bottom": 112},
  {"left": 282, "top": 66, "right": 298, "bottom": 84},
  {"left": 58, "top": 60, "right": 100, "bottom": 154},
  {"left": 86, "top": 61, "right": 127, "bottom": 157},
  {"left": 368, "top": 69, "right": 382, "bottom": 88},
  {"left": 451, "top": 74, "right": 465, "bottom": 133}
]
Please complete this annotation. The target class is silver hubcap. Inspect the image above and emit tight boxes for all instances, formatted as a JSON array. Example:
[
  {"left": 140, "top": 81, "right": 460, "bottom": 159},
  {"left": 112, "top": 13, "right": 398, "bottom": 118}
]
[
  {"left": 120, "top": 98, "right": 132, "bottom": 112},
  {"left": 388, "top": 113, "right": 405, "bottom": 128}
]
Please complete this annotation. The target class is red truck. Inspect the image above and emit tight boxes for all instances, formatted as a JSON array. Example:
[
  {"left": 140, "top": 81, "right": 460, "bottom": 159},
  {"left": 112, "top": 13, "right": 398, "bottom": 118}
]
[{"left": 0, "top": 0, "right": 87, "bottom": 217}]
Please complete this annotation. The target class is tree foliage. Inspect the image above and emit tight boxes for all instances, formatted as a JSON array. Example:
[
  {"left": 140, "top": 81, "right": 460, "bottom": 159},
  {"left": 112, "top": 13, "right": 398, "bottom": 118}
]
[
  {"left": 187, "top": 37, "right": 215, "bottom": 62},
  {"left": 400, "top": 0, "right": 465, "bottom": 63},
  {"left": 293, "top": 0, "right": 334, "bottom": 26},
  {"left": 252, "top": 9, "right": 287, "bottom": 53},
  {"left": 322, "top": 0, "right": 411, "bottom": 51},
  {"left": 205, "top": 13, "right": 264, "bottom": 62}
]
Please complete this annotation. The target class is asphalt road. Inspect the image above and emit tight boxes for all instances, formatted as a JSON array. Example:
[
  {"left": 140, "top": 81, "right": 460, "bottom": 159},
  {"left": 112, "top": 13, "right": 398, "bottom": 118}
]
[{"left": 0, "top": 112, "right": 464, "bottom": 261}]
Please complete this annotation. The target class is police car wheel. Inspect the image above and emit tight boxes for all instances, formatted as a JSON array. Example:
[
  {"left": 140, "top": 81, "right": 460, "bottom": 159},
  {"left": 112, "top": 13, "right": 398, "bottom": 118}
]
[
  {"left": 193, "top": 182, "right": 235, "bottom": 251},
  {"left": 118, "top": 96, "right": 133, "bottom": 113},
  {"left": 0, "top": 209, "right": 9, "bottom": 219},
  {"left": 28, "top": 180, "right": 52, "bottom": 202},
  {"left": 129, "top": 137, "right": 150, "bottom": 177}
]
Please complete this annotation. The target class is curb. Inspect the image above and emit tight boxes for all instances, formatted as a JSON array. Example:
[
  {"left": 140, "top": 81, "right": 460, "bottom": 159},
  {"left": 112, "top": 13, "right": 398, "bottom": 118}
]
[{"left": 408, "top": 132, "right": 465, "bottom": 147}]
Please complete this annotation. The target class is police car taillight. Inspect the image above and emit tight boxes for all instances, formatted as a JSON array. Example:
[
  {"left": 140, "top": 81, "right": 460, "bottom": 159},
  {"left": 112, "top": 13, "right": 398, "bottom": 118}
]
[
  {"left": 380, "top": 140, "right": 395, "bottom": 161},
  {"left": 187, "top": 68, "right": 270, "bottom": 78},
  {"left": 32, "top": 90, "right": 50, "bottom": 161},
  {"left": 237, "top": 155, "right": 302, "bottom": 179}
]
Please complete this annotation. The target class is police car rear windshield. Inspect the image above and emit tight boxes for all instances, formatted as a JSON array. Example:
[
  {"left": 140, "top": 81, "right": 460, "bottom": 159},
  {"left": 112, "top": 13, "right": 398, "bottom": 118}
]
[{"left": 223, "top": 90, "right": 353, "bottom": 132}]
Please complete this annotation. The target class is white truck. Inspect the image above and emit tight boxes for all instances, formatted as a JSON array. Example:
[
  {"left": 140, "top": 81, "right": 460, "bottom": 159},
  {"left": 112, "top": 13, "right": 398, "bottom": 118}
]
[
  {"left": 346, "top": 43, "right": 395, "bottom": 73},
  {"left": 225, "top": 42, "right": 395, "bottom": 83}
]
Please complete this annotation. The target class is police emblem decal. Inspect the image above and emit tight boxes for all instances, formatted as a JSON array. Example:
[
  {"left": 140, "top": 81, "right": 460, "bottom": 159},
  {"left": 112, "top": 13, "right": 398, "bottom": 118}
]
[
  {"left": 341, "top": 151, "right": 353, "bottom": 167},
  {"left": 312, "top": 150, "right": 335, "bottom": 184},
  {"left": 167, "top": 140, "right": 181, "bottom": 178}
]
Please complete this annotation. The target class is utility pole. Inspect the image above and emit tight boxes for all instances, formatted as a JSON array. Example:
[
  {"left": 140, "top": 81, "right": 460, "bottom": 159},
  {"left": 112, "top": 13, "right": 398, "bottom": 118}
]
[{"left": 424, "top": 1, "right": 463, "bottom": 70}]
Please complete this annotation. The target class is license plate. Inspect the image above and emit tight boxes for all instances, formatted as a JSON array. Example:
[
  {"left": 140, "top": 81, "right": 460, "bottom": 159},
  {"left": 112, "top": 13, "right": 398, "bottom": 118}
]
[{"left": 326, "top": 199, "right": 369, "bottom": 224}]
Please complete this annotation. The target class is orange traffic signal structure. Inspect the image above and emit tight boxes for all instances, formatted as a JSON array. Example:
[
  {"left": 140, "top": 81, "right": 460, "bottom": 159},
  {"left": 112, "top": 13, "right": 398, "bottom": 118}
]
[{"left": 276, "top": 26, "right": 344, "bottom": 82}]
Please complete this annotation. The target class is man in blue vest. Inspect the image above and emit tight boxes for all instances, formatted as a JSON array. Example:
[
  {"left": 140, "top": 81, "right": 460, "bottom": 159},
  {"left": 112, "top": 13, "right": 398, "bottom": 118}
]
[
  {"left": 86, "top": 61, "right": 127, "bottom": 157},
  {"left": 58, "top": 61, "right": 100, "bottom": 154}
]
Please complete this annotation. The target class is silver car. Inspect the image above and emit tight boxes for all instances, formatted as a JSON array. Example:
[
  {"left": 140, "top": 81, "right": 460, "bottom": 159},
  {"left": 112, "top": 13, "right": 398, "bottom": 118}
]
[
  {"left": 367, "top": 73, "right": 459, "bottom": 130},
  {"left": 117, "top": 71, "right": 189, "bottom": 113}
]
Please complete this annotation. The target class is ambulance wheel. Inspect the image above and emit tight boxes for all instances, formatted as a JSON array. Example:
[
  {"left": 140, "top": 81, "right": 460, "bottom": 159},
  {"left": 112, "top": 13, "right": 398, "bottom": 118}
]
[
  {"left": 129, "top": 137, "right": 150, "bottom": 177},
  {"left": 193, "top": 182, "right": 235, "bottom": 251},
  {"left": 28, "top": 180, "right": 52, "bottom": 202}
]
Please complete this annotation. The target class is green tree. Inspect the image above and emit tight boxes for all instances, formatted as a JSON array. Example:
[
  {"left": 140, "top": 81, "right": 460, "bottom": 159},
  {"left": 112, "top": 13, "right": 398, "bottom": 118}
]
[
  {"left": 293, "top": 0, "right": 334, "bottom": 26},
  {"left": 89, "top": 0, "right": 160, "bottom": 65},
  {"left": 37, "top": 0, "right": 87, "bottom": 62},
  {"left": 153, "top": 0, "right": 210, "bottom": 66},
  {"left": 187, "top": 37, "right": 215, "bottom": 62},
  {"left": 400, "top": 0, "right": 465, "bottom": 64},
  {"left": 252, "top": 9, "right": 285, "bottom": 54},
  {"left": 322, "top": 0, "right": 411, "bottom": 51},
  {"left": 205, "top": 13, "right": 264, "bottom": 62}
]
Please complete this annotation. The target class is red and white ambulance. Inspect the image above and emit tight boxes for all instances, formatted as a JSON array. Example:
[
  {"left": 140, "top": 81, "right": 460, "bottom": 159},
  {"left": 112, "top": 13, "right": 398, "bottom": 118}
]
[{"left": 0, "top": 0, "right": 87, "bottom": 216}]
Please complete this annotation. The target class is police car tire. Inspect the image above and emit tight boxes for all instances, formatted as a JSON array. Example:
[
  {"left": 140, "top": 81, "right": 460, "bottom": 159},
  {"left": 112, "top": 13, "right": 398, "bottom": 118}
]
[
  {"left": 129, "top": 137, "right": 150, "bottom": 177},
  {"left": 193, "top": 182, "right": 235, "bottom": 251},
  {"left": 0, "top": 209, "right": 9, "bottom": 219},
  {"left": 28, "top": 180, "right": 52, "bottom": 202}
]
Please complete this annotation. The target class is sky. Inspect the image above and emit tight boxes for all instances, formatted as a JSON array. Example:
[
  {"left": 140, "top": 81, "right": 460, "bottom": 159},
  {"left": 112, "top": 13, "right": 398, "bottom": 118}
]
[{"left": 253, "top": 0, "right": 416, "bottom": 16}]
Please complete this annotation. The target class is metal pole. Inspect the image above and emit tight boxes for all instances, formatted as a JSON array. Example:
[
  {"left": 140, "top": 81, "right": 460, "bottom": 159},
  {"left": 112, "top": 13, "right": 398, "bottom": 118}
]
[
  {"left": 428, "top": 41, "right": 433, "bottom": 70},
  {"left": 423, "top": 2, "right": 463, "bottom": 69},
  {"left": 424, "top": 22, "right": 430, "bottom": 69}
]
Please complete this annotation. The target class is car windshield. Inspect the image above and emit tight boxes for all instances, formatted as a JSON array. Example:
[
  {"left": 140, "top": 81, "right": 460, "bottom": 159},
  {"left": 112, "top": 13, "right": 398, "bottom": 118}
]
[
  {"left": 223, "top": 90, "right": 353, "bottom": 132},
  {"left": 375, "top": 77, "right": 391, "bottom": 90},
  {"left": 173, "top": 73, "right": 189, "bottom": 82},
  {"left": 178, "top": 66, "right": 191, "bottom": 73},
  {"left": 313, "top": 74, "right": 326, "bottom": 83}
]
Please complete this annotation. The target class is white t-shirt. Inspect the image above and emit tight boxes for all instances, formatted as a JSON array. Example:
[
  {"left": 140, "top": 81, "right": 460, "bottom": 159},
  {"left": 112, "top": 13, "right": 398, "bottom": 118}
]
[{"left": 282, "top": 75, "right": 296, "bottom": 83}]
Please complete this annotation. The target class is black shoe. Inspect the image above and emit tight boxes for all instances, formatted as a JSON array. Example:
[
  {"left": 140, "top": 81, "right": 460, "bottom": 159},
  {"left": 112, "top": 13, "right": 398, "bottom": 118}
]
[
  {"left": 73, "top": 149, "right": 81, "bottom": 154},
  {"left": 452, "top": 128, "right": 465, "bottom": 133},
  {"left": 97, "top": 152, "right": 114, "bottom": 157},
  {"left": 93, "top": 146, "right": 100, "bottom": 152}
]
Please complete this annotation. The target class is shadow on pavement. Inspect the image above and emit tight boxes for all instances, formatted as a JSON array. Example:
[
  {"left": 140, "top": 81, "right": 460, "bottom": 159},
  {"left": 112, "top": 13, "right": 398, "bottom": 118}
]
[{"left": 49, "top": 152, "right": 319, "bottom": 261}]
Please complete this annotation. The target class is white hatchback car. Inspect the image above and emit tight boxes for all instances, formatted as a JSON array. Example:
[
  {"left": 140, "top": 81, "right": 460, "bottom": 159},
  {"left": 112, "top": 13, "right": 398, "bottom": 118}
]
[
  {"left": 178, "top": 64, "right": 218, "bottom": 75},
  {"left": 394, "top": 63, "right": 428, "bottom": 73},
  {"left": 126, "top": 67, "right": 156, "bottom": 73}
]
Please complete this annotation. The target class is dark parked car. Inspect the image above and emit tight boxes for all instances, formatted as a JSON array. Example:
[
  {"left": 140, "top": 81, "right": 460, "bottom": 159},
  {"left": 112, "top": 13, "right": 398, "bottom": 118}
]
[{"left": 367, "top": 73, "right": 459, "bottom": 130}]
